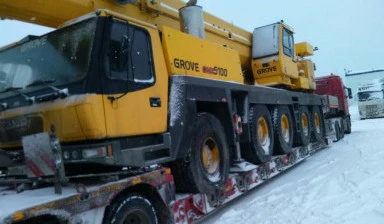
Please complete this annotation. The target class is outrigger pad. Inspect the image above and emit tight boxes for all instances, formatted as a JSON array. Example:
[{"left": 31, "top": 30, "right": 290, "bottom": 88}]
[{"left": 22, "top": 132, "right": 57, "bottom": 178}]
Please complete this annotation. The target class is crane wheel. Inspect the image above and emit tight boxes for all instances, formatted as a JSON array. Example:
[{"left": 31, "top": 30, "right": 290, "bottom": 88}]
[
  {"left": 104, "top": 193, "right": 158, "bottom": 224},
  {"left": 271, "top": 106, "right": 293, "bottom": 154},
  {"left": 294, "top": 106, "right": 311, "bottom": 146},
  {"left": 310, "top": 106, "right": 324, "bottom": 142},
  {"left": 242, "top": 105, "right": 274, "bottom": 164},
  {"left": 171, "top": 113, "right": 230, "bottom": 194}
]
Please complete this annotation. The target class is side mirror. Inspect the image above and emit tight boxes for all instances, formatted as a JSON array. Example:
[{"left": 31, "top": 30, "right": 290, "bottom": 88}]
[{"left": 347, "top": 88, "right": 353, "bottom": 99}]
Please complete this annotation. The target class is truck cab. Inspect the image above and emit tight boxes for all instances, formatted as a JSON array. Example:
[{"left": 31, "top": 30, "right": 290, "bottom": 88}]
[
  {"left": 315, "top": 74, "right": 353, "bottom": 137},
  {"left": 357, "top": 79, "right": 384, "bottom": 119},
  {"left": 0, "top": 12, "right": 172, "bottom": 172}
]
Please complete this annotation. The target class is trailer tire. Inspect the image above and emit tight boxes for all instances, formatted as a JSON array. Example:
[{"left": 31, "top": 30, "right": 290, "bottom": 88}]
[
  {"left": 243, "top": 105, "right": 274, "bottom": 164},
  {"left": 271, "top": 106, "right": 293, "bottom": 154},
  {"left": 104, "top": 194, "right": 158, "bottom": 224},
  {"left": 345, "top": 116, "right": 352, "bottom": 134},
  {"left": 173, "top": 113, "right": 230, "bottom": 194},
  {"left": 294, "top": 106, "right": 311, "bottom": 146},
  {"left": 310, "top": 106, "right": 324, "bottom": 142}
]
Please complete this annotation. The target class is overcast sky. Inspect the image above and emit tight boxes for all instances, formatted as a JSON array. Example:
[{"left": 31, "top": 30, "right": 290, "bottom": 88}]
[{"left": 0, "top": 0, "right": 383, "bottom": 77}]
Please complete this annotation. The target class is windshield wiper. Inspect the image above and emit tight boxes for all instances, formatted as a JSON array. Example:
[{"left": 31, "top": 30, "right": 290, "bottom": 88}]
[
  {"left": 26, "top": 79, "right": 70, "bottom": 103},
  {"left": 2, "top": 87, "right": 35, "bottom": 104},
  {"left": 26, "top": 79, "right": 69, "bottom": 101}
]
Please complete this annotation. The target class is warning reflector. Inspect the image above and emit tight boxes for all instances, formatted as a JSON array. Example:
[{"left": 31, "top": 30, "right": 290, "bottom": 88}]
[{"left": 22, "top": 132, "right": 56, "bottom": 178}]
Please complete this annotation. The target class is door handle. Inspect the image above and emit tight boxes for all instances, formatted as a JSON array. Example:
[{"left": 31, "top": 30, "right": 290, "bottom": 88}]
[{"left": 150, "top": 97, "right": 161, "bottom": 107}]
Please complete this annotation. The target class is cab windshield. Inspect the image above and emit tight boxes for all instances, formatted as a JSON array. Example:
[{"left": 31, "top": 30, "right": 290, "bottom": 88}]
[
  {"left": 358, "top": 91, "right": 384, "bottom": 101},
  {"left": 0, "top": 18, "right": 97, "bottom": 92}
]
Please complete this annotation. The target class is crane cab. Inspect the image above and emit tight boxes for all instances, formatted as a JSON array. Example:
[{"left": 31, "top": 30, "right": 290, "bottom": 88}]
[{"left": 251, "top": 22, "right": 315, "bottom": 91}]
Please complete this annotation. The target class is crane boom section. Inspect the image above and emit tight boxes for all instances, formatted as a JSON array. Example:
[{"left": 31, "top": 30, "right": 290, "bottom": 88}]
[{"left": 0, "top": 0, "right": 252, "bottom": 71}]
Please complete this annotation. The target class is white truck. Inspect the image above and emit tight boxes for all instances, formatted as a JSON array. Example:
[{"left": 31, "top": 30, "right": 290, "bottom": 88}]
[{"left": 357, "top": 78, "right": 384, "bottom": 119}]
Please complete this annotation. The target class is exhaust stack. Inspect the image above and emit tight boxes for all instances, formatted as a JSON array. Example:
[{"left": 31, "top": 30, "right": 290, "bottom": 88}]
[{"left": 179, "top": 1, "right": 205, "bottom": 39}]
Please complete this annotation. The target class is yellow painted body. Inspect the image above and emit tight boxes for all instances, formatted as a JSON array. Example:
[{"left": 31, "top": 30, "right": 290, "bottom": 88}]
[
  {"left": 252, "top": 24, "right": 315, "bottom": 90},
  {"left": 295, "top": 60, "right": 316, "bottom": 90},
  {"left": 0, "top": 0, "right": 316, "bottom": 90},
  {"left": 294, "top": 42, "right": 315, "bottom": 90},
  {"left": 0, "top": 94, "right": 107, "bottom": 147},
  {"left": 0, "top": 13, "right": 169, "bottom": 148},
  {"left": 161, "top": 26, "right": 243, "bottom": 83},
  {"left": 295, "top": 42, "right": 314, "bottom": 57},
  {"left": 0, "top": 0, "right": 252, "bottom": 72},
  {"left": 103, "top": 22, "right": 169, "bottom": 138},
  {"left": 0, "top": 1, "right": 318, "bottom": 148}
]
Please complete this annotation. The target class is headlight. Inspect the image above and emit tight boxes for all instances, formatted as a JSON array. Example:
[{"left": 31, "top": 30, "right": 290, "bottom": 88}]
[
  {"left": 63, "top": 151, "right": 70, "bottom": 160},
  {"left": 72, "top": 150, "right": 80, "bottom": 160}
]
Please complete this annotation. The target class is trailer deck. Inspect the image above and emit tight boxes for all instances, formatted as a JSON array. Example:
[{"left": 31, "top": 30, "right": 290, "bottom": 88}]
[{"left": 0, "top": 141, "right": 327, "bottom": 224}]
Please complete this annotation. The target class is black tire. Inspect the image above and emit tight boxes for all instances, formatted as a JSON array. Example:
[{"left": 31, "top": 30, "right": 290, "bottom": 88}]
[
  {"left": 334, "top": 121, "right": 341, "bottom": 142},
  {"left": 340, "top": 121, "right": 345, "bottom": 139},
  {"left": 344, "top": 116, "right": 351, "bottom": 134},
  {"left": 294, "top": 106, "right": 311, "bottom": 146},
  {"left": 242, "top": 105, "right": 274, "bottom": 164},
  {"left": 271, "top": 106, "right": 294, "bottom": 154},
  {"left": 172, "top": 113, "right": 230, "bottom": 194},
  {"left": 310, "top": 106, "right": 324, "bottom": 142},
  {"left": 104, "top": 194, "right": 158, "bottom": 224}
]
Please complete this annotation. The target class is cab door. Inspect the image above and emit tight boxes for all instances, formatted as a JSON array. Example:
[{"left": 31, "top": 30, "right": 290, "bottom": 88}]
[
  {"left": 102, "top": 19, "right": 168, "bottom": 138},
  {"left": 280, "top": 25, "right": 298, "bottom": 79}
]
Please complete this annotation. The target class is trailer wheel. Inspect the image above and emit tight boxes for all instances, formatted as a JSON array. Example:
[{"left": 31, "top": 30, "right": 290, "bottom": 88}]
[
  {"left": 272, "top": 106, "right": 293, "bottom": 154},
  {"left": 345, "top": 116, "right": 352, "bottom": 134},
  {"left": 104, "top": 194, "right": 158, "bottom": 224},
  {"left": 243, "top": 105, "right": 274, "bottom": 164},
  {"left": 173, "top": 113, "right": 230, "bottom": 194},
  {"left": 294, "top": 106, "right": 311, "bottom": 146},
  {"left": 310, "top": 106, "right": 324, "bottom": 142}
]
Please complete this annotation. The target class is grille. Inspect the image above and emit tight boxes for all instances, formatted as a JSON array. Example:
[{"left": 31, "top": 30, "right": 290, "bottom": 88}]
[
  {"left": 366, "top": 105, "right": 378, "bottom": 110},
  {"left": 0, "top": 116, "right": 43, "bottom": 143}
]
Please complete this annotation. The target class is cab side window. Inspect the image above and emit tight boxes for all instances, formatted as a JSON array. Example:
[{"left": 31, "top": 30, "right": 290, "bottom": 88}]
[
  {"left": 109, "top": 22, "right": 128, "bottom": 80},
  {"left": 283, "top": 28, "right": 294, "bottom": 58},
  {"left": 107, "top": 20, "right": 155, "bottom": 90}
]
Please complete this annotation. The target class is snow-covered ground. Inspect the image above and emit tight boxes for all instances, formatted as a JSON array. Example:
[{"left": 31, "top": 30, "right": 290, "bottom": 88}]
[{"left": 208, "top": 105, "right": 384, "bottom": 224}]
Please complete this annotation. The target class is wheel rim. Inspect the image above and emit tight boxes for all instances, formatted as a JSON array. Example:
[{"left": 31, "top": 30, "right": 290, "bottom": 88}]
[
  {"left": 301, "top": 112, "right": 309, "bottom": 136},
  {"left": 202, "top": 137, "right": 220, "bottom": 181},
  {"left": 125, "top": 209, "right": 150, "bottom": 224},
  {"left": 257, "top": 117, "right": 271, "bottom": 155},
  {"left": 281, "top": 114, "right": 290, "bottom": 142},
  {"left": 314, "top": 112, "right": 321, "bottom": 133}
]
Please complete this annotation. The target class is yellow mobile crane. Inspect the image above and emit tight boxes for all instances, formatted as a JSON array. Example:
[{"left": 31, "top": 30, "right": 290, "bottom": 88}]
[
  {"left": 0, "top": 0, "right": 323, "bottom": 197},
  {"left": 0, "top": 0, "right": 315, "bottom": 88}
]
